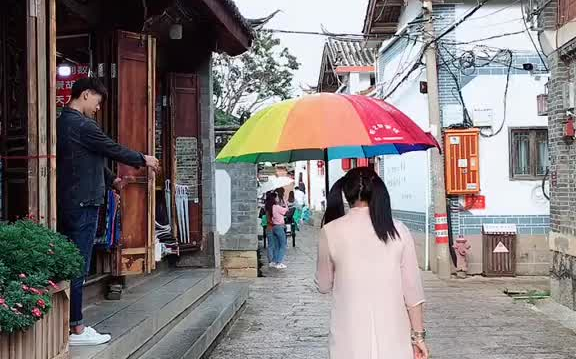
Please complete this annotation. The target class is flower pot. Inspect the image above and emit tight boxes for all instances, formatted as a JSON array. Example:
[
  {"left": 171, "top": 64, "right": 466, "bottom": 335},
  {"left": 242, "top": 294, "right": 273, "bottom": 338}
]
[{"left": 0, "top": 281, "right": 70, "bottom": 359}]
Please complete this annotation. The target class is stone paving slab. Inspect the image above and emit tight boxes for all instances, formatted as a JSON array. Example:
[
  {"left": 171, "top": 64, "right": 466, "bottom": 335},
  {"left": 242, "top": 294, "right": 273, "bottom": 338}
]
[{"left": 209, "top": 225, "right": 576, "bottom": 359}]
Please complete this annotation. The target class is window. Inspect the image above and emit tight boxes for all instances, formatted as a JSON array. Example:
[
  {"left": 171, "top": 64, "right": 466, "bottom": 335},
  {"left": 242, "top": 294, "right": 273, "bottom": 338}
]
[{"left": 509, "top": 128, "right": 549, "bottom": 180}]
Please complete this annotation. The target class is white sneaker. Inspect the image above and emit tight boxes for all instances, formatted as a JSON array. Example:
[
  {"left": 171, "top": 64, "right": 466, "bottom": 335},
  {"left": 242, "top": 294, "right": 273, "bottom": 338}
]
[
  {"left": 70, "top": 326, "right": 111, "bottom": 346},
  {"left": 269, "top": 262, "right": 277, "bottom": 268},
  {"left": 276, "top": 263, "right": 287, "bottom": 269}
]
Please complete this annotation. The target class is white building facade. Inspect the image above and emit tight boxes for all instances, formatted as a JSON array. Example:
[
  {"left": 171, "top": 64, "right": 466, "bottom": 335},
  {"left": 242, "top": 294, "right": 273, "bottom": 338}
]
[{"left": 375, "top": 0, "right": 550, "bottom": 274}]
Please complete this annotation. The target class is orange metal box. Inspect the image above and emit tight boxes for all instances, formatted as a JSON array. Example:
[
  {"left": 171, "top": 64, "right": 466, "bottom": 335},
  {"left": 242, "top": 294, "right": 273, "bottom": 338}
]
[{"left": 444, "top": 129, "right": 480, "bottom": 195}]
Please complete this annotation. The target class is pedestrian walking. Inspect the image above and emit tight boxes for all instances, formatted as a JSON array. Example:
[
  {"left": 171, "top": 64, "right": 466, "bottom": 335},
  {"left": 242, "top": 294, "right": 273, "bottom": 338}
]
[
  {"left": 294, "top": 186, "right": 307, "bottom": 209},
  {"left": 265, "top": 191, "right": 289, "bottom": 269},
  {"left": 316, "top": 167, "right": 429, "bottom": 359},
  {"left": 288, "top": 190, "right": 296, "bottom": 208},
  {"left": 57, "top": 78, "right": 159, "bottom": 346},
  {"left": 276, "top": 187, "right": 288, "bottom": 207}
]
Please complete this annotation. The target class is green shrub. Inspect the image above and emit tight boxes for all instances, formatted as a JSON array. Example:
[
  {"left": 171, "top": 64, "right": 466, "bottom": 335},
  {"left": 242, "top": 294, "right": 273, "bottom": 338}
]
[{"left": 0, "top": 220, "right": 84, "bottom": 333}]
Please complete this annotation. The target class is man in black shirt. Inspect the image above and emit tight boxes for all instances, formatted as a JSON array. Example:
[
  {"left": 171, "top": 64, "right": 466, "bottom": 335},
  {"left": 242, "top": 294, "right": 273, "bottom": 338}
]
[{"left": 57, "top": 78, "right": 158, "bottom": 346}]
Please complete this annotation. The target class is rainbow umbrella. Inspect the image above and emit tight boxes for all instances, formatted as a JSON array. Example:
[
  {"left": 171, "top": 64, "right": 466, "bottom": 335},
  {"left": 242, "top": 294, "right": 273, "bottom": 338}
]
[{"left": 216, "top": 93, "right": 440, "bottom": 164}]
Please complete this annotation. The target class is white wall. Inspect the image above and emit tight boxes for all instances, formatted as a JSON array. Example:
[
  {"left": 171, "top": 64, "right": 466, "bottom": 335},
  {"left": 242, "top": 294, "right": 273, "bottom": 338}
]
[
  {"left": 376, "top": 0, "right": 549, "bottom": 218},
  {"left": 455, "top": 3, "right": 536, "bottom": 52},
  {"left": 461, "top": 74, "right": 549, "bottom": 215},
  {"left": 215, "top": 170, "right": 232, "bottom": 235},
  {"left": 377, "top": 28, "right": 430, "bottom": 213},
  {"left": 381, "top": 77, "right": 431, "bottom": 213},
  {"left": 294, "top": 161, "right": 327, "bottom": 211}
]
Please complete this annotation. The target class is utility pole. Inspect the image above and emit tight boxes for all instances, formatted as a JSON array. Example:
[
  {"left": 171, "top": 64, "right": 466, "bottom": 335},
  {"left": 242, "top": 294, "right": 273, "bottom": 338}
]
[{"left": 423, "top": 0, "right": 451, "bottom": 280}]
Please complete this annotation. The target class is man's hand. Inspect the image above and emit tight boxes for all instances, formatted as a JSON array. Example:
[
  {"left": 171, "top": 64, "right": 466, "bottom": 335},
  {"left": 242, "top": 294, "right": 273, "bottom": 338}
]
[
  {"left": 112, "top": 178, "right": 123, "bottom": 193},
  {"left": 144, "top": 155, "right": 159, "bottom": 172}
]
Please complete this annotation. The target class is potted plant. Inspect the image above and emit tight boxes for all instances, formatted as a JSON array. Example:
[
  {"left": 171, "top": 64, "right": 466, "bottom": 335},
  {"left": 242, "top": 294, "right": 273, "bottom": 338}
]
[{"left": 0, "top": 218, "right": 84, "bottom": 359}]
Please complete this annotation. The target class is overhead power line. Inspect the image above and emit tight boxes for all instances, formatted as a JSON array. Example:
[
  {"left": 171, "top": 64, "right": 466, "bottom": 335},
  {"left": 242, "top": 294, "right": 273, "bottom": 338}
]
[{"left": 383, "top": 0, "right": 494, "bottom": 99}]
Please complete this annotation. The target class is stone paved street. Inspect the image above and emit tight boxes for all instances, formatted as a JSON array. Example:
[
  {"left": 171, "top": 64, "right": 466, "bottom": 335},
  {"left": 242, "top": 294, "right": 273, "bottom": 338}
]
[{"left": 209, "top": 225, "right": 576, "bottom": 359}]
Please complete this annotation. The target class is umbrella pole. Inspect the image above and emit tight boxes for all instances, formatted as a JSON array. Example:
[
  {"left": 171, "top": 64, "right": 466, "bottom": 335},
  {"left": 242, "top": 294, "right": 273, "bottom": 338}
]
[{"left": 324, "top": 149, "right": 330, "bottom": 196}]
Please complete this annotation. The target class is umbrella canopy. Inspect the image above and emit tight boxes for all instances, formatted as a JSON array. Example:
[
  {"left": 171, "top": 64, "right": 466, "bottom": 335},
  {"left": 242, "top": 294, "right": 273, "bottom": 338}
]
[
  {"left": 257, "top": 176, "right": 294, "bottom": 197},
  {"left": 216, "top": 93, "right": 440, "bottom": 164}
]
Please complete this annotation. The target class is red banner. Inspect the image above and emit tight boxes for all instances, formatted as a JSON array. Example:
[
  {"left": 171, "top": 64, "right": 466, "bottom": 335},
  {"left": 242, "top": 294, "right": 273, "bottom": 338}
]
[{"left": 56, "top": 64, "right": 89, "bottom": 116}]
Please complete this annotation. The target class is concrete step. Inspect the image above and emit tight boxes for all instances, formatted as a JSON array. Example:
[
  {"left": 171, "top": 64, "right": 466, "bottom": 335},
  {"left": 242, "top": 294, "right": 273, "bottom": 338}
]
[
  {"left": 72, "top": 269, "right": 220, "bottom": 359},
  {"left": 135, "top": 283, "right": 249, "bottom": 359}
]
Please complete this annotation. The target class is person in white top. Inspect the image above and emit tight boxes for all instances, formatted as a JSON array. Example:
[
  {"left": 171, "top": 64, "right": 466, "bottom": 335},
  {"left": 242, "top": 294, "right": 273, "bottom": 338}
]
[{"left": 294, "top": 187, "right": 307, "bottom": 208}]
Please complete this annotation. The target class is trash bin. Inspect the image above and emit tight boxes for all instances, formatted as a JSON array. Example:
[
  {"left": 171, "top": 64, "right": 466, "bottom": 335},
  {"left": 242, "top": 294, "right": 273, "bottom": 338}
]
[{"left": 482, "top": 223, "right": 517, "bottom": 277}]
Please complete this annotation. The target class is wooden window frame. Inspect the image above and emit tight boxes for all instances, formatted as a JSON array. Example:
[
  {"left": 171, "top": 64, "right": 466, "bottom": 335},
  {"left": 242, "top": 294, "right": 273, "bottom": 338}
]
[
  {"left": 558, "top": 0, "right": 576, "bottom": 28},
  {"left": 508, "top": 127, "right": 549, "bottom": 181}
]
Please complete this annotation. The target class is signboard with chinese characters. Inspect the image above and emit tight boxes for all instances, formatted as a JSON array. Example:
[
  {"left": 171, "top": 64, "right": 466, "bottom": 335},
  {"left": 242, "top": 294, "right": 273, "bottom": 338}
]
[
  {"left": 465, "top": 195, "right": 486, "bottom": 210},
  {"left": 56, "top": 64, "right": 89, "bottom": 116}
]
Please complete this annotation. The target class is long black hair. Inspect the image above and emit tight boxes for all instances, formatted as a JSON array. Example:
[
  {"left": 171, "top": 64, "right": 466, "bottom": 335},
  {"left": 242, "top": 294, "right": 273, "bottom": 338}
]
[
  {"left": 322, "top": 167, "right": 398, "bottom": 243},
  {"left": 265, "top": 191, "right": 277, "bottom": 219}
]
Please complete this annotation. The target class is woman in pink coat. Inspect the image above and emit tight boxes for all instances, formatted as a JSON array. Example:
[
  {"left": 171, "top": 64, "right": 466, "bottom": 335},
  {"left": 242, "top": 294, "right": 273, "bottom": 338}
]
[{"left": 316, "top": 167, "right": 429, "bottom": 359}]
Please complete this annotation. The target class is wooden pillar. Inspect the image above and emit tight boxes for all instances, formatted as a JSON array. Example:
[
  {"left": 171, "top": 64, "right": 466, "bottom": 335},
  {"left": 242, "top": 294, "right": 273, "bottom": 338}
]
[
  {"left": 48, "top": 0, "right": 57, "bottom": 230},
  {"left": 26, "top": 0, "right": 53, "bottom": 226},
  {"left": 26, "top": 0, "right": 40, "bottom": 221}
]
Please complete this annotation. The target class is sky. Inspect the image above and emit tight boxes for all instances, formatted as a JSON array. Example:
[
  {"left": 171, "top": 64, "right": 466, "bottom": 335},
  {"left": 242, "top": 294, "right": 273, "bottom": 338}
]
[{"left": 234, "top": 0, "right": 370, "bottom": 91}]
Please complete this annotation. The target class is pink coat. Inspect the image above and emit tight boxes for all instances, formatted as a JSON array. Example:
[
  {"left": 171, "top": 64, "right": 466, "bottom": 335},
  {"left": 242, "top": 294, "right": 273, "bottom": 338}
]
[{"left": 316, "top": 207, "right": 425, "bottom": 359}]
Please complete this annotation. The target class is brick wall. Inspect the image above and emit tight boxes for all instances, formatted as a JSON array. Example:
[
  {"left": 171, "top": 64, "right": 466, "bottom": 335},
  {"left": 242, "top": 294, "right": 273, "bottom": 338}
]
[
  {"left": 216, "top": 163, "right": 258, "bottom": 251},
  {"left": 539, "top": 0, "right": 576, "bottom": 307},
  {"left": 200, "top": 59, "right": 217, "bottom": 237}
]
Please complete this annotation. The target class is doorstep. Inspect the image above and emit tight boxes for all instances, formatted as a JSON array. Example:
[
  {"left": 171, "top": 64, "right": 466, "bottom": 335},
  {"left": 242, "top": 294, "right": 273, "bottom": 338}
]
[{"left": 71, "top": 269, "right": 227, "bottom": 359}]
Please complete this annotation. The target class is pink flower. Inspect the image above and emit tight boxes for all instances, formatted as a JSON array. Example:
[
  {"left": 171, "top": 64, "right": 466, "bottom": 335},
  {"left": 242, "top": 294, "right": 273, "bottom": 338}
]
[
  {"left": 22, "top": 285, "right": 29, "bottom": 292},
  {"left": 37, "top": 299, "right": 46, "bottom": 309},
  {"left": 19, "top": 273, "right": 27, "bottom": 279},
  {"left": 29, "top": 288, "right": 41, "bottom": 295},
  {"left": 47, "top": 280, "right": 59, "bottom": 290},
  {"left": 31, "top": 308, "right": 42, "bottom": 318},
  {"left": 0, "top": 298, "right": 4, "bottom": 305},
  {"left": 1, "top": 304, "right": 8, "bottom": 309}
]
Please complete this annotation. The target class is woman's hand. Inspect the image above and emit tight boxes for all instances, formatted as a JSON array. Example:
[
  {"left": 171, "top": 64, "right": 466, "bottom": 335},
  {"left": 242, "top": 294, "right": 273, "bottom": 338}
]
[{"left": 413, "top": 341, "right": 429, "bottom": 359}]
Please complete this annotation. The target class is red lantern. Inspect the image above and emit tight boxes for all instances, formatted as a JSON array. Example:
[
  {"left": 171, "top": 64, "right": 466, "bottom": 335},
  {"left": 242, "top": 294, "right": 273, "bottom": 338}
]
[
  {"left": 342, "top": 159, "right": 352, "bottom": 171},
  {"left": 317, "top": 161, "right": 325, "bottom": 175}
]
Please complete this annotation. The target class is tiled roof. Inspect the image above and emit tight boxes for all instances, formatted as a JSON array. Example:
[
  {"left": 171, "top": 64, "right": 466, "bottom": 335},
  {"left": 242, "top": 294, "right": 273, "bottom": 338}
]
[
  {"left": 220, "top": 0, "right": 254, "bottom": 36},
  {"left": 325, "top": 38, "right": 378, "bottom": 67}
]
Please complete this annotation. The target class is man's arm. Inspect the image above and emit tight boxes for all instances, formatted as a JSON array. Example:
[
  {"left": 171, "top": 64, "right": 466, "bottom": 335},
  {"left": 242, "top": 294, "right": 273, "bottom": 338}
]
[
  {"left": 104, "top": 167, "right": 115, "bottom": 189},
  {"left": 79, "top": 120, "right": 146, "bottom": 168}
]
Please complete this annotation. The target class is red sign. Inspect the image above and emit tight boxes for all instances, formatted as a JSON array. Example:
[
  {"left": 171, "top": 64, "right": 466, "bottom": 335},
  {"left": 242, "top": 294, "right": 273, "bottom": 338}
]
[
  {"left": 56, "top": 64, "right": 89, "bottom": 115},
  {"left": 465, "top": 195, "right": 485, "bottom": 210}
]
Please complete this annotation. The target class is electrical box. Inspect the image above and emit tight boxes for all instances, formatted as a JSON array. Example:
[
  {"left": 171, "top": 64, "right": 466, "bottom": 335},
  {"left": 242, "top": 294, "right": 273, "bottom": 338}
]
[{"left": 444, "top": 129, "right": 480, "bottom": 195}]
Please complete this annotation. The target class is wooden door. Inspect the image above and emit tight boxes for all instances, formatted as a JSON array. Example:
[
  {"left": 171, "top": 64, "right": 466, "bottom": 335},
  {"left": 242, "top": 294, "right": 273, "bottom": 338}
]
[
  {"left": 0, "top": 0, "right": 29, "bottom": 221},
  {"left": 169, "top": 73, "right": 202, "bottom": 252},
  {"left": 115, "top": 31, "right": 156, "bottom": 275}
]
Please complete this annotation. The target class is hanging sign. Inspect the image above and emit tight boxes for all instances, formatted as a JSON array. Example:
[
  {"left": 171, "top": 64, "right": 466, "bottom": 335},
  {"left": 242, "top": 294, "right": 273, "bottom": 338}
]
[
  {"left": 493, "top": 241, "right": 509, "bottom": 253},
  {"left": 56, "top": 64, "right": 90, "bottom": 116}
]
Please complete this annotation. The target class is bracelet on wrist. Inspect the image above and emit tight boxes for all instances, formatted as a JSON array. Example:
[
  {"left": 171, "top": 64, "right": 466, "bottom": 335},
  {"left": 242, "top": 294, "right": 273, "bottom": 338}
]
[{"left": 410, "top": 329, "right": 427, "bottom": 344}]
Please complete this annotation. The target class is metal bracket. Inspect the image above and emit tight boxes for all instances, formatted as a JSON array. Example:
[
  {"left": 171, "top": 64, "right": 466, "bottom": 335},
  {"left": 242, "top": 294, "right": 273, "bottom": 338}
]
[{"left": 111, "top": 63, "right": 117, "bottom": 79}]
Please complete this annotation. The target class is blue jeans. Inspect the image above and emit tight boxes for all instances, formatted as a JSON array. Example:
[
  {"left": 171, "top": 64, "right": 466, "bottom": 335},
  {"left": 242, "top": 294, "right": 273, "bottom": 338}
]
[
  {"left": 58, "top": 206, "right": 100, "bottom": 328},
  {"left": 266, "top": 225, "right": 287, "bottom": 264}
]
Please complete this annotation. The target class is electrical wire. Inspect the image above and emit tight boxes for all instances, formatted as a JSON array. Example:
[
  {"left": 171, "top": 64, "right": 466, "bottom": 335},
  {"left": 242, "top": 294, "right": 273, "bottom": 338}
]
[
  {"left": 383, "top": 0, "right": 494, "bottom": 99},
  {"left": 480, "top": 50, "right": 513, "bottom": 138},
  {"left": 542, "top": 167, "right": 550, "bottom": 200},
  {"left": 466, "top": 0, "right": 521, "bottom": 21},
  {"left": 519, "top": 0, "right": 549, "bottom": 71}
]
